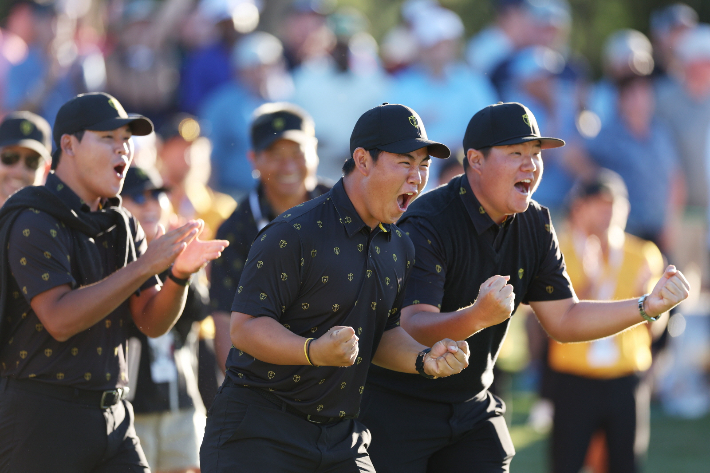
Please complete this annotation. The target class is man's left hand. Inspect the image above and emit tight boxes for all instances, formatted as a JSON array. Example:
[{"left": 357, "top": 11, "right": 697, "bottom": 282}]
[
  {"left": 423, "top": 339, "right": 469, "bottom": 378},
  {"left": 172, "top": 219, "right": 229, "bottom": 279},
  {"left": 646, "top": 265, "right": 690, "bottom": 318}
]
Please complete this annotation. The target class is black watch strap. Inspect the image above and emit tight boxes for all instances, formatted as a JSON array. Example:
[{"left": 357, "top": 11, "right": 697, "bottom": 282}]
[{"left": 416, "top": 348, "right": 436, "bottom": 379}]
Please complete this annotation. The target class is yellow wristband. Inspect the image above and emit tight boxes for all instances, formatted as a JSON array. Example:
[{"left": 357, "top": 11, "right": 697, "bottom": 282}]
[{"left": 304, "top": 338, "right": 314, "bottom": 366}]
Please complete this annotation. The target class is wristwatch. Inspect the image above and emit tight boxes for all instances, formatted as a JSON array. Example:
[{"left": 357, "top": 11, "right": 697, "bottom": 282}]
[
  {"left": 638, "top": 294, "right": 660, "bottom": 322},
  {"left": 415, "top": 348, "right": 436, "bottom": 379}
]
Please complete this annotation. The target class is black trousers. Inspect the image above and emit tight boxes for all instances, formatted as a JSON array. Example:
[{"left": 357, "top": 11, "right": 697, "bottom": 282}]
[
  {"left": 0, "top": 378, "right": 150, "bottom": 473},
  {"left": 360, "top": 386, "right": 515, "bottom": 473},
  {"left": 550, "top": 371, "right": 649, "bottom": 473},
  {"left": 200, "top": 379, "right": 375, "bottom": 473}
]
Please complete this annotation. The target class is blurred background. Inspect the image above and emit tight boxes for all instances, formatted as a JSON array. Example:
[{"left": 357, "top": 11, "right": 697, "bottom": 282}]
[{"left": 2, "top": 0, "right": 710, "bottom": 471}]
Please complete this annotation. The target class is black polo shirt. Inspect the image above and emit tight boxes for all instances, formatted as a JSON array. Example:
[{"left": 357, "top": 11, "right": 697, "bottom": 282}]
[
  {"left": 226, "top": 179, "right": 414, "bottom": 418},
  {"left": 367, "top": 174, "right": 573, "bottom": 404},
  {"left": 0, "top": 173, "right": 158, "bottom": 390},
  {"left": 210, "top": 182, "right": 330, "bottom": 313}
]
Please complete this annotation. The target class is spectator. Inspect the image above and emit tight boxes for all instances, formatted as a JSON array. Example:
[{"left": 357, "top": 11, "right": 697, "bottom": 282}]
[
  {"left": 4, "top": 0, "right": 101, "bottom": 127},
  {"left": 549, "top": 170, "right": 666, "bottom": 473},
  {"left": 210, "top": 102, "right": 330, "bottom": 372},
  {"left": 0, "top": 4, "right": 30, "bottom": 116},
  {"left": 389, "top": 5, "right": 498, "bottom": 191},
  {"left": 586, "top": 74, "right": 683, "bottom": 254},
  {"left": 586, "top": 29, "right": 655, "bottom": 127},
  {"left": 650, "top": 3, "right": 698, "bottom": 81},
  {"left": 655, "top": 24, "right": 710, "bottom": 287},
  {"left": 179, "top": 0, "right": 260, "bottom": 115},
  {"left": 466, "top": 0, "right": 535, "bottom": 76},
  {"left": 291, "top": 7, "right": 389, "bottom": 182},
  {"left": 200, "top": 31, "right": 293, "bottom": 198},
  {"left": 122, "top": 166, "right": 209, "bottom": 473},
  {"left": 156, "top": 113, "right": 236, "bottom": 240},
  {"left": 279, "top": 0, "right": 333, "bottom": 71},
  {"left": 0, "top": 111, "right": 51, "bottom": 207}
]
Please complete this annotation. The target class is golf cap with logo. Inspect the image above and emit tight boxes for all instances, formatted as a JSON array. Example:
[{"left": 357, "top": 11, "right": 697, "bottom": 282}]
[
  {"left": 463, "top": 102, "right": 565, "bottom": 151},
  {"left": 350, "top": 103, "right": 450, "bottom": 159},
  {"left": 0, "top": 111, "right": 52, "bottom": 161},
  {"left": 250, "top": 102, "right": 316, "bottom": 152},
  {"left": 53, "top": 92, "right": 154, "bottom": 149},
  {"left": 122, "top": 166, "right": 169, "bottom": 197}
]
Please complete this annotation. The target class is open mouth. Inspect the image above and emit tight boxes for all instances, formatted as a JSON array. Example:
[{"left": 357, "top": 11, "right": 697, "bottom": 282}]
[
  {"left": 114, "top": 162, "right": 127, "bottom": 179},
  {"left": 397, "top": 192, "right": 415, "bottom": 212},
  {"left": 514, "top": 179, "right": 532, "bottom": 195}
]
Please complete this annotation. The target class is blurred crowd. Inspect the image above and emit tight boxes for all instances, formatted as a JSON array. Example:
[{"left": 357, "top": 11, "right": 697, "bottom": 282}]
[{"left": 2, "top": 0, "right": 710, "bottom": 471}]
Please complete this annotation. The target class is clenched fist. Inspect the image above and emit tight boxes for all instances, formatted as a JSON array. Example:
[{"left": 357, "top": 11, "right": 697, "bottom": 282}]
[
  {"left": 645, "top": 265, "right": 690, "bottom": 318},
  {"left": 423, "top": 339, "right": 470, "bottom": 378},
  {"left": 309, "top": 326, "right": 359, "bottom": 367},
  {"left": 471, "top": 275, "right": 515, "bottom": 328}
]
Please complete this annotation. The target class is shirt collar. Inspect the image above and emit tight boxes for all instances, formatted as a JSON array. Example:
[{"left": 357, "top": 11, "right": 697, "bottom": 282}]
[
  {"left": 45, "top": 173, "right": 120, "bottom": 214},
  {"left": 458, "top": 174, "right": 515, "bottom": 235},
  {"left": 331, "top": 178, "right": 391, "bottom": 239}
]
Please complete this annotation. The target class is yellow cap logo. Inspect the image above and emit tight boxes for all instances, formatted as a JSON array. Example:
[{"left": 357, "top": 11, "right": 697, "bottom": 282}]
[
  {"left": 273, "top": 117, "right": 285, "bottom": 130},
  {"left": 409, "top": 116, "right": 419, "bottom": 128},
  {"left": 20, "top": 120, "right": 33, "bottom": 135},
  {"left": 522, "top": 114, "right": 530, "bottom": 127}
]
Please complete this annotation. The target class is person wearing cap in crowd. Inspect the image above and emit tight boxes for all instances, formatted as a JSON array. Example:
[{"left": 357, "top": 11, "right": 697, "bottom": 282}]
[
  {"left": 121, "top": 166, "right": 210, "bottom": 473},
  {"left": 547, "top": 169, "right": 666, "bottom": 473},
  {"left": 209, "top": 102, "right": 330, "bottom": 374},
  {"left": 200, "top": 31, "right": 294, "bottom": 199},
  {"left": 650, "top": 3, "right": 698, "bottom": 80},
  {"left": 200, "top": 103, "right": 470, "bottom": 472},
  {"left": 360, "top": 102, "right": 690, "bottom": 472},
  {"left": 156, "top": 113, "right": 236, "bottom": 241},
  {"left": 0, "top": 92, "right": 228, "bottom": 472},
  {"left": 0, "top": 111, "right": 52, "bottom": 207}
]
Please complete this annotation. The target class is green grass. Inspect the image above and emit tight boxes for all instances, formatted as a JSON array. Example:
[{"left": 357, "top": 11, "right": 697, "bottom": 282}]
[{"left": 506, "top": 390, "right": 710, "bottom": 472}]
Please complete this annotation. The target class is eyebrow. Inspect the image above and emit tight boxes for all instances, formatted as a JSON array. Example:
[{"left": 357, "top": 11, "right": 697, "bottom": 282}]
[{"left": 396, "top": 153, "right": 431, "bottom": 162}]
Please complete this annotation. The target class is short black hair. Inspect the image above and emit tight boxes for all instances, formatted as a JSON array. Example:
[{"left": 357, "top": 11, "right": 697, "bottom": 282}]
[
  {"left": 342, "top": 148, "right": 382, "bottom": 176},
  {"left": 462, "top": 146, "right": 491, "bottom": 171},
  {"left": 51, "top": 130, "right": 85, "bottom": 170}
]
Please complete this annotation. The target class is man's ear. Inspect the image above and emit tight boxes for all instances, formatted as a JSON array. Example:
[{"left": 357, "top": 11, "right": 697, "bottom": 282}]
[
  {"left": 353, "top": 147, "right": 372, "bottom": 176},
  {"left": 467, "top": 148, "right": 483, "bottom": 175},
  {"left": 60, "top": 134, "right": 76, "bottom": 158}
]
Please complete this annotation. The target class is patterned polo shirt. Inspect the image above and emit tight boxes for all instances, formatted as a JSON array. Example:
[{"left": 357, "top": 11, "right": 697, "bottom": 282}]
[
  {"left": 0, "top": 173, "right": 158, "bottom": 390},
  {"left": 227, "top": 179, "right": 414, "bottom": 418},
  {"left": 367, "top": 174, "right": 574, "bottom": 404},
  {"left": 210, "top": 182, "right": 330, "bottom": 313}
]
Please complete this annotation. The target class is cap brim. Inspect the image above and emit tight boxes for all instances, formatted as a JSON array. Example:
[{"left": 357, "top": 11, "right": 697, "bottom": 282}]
[
  {"left": 380, "top": 137, "right": 451, "bottom": 159},
  {"left": 254, "top": 130, "right": 316, "bottom": 152},
  {"left": 0, "top": 138, "right": 52, "bottom": 161},
  {"left": 492, "top": 135, "right": 565, "bottom": 149},
  {"left": 87, "top": 115, "right": 154, "bottom": 136}
]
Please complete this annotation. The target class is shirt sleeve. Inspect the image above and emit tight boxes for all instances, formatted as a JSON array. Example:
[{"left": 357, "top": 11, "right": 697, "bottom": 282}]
[
  {"left": 399, "top": 216, "right": 448, "bottom": 309},
  {"left": 523, "top": 210, "right": 575, "bottom": 303},
  {"left": 210, "top": 215, "right": 249, "bottom": 312},
  {"left": 8, "top": 210, "right": 76, "bottom": 302},
  {"left": 383, "top": 235, "right": 415, "bottom": 331},
  {"left": 230, "top": 221, "right": 303, "bottom": 321}
]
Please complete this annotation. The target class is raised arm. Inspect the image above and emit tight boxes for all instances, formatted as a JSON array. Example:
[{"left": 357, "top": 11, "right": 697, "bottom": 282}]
[{"left": 530, "top": 265, "right": 689, "bottom": 343}]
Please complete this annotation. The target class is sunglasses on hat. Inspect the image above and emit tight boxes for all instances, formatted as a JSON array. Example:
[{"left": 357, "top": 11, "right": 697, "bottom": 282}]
[{"left": 1, "top": 151, "right": 43, "bottom": 171}]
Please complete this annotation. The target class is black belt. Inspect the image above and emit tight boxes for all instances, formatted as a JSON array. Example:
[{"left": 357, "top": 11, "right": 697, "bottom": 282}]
[
  {"left": 7, "top": 377, "right": 128, "bottom": 409},
  {"left": 249, "top": 386, "right": 352, "bottom": 425}
]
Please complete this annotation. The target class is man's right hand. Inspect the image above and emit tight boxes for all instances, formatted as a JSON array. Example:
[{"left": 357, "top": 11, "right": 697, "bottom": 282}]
[
  {"left": 309, "top": 326, "right": 359, "bottom": 367},
  {"left": 471, "top": 275, "right": 515, "bottom": 327},
  {"left": 139, "top": 220, "right": 200, "bottom": 276}
]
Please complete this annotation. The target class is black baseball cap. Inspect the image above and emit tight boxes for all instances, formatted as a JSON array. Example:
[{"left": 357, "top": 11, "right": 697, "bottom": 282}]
[
  {"left": 121, "top": 166, "right": 168, "bottom": 197},
  {"left": 0, "top": 111, "right": 52, "bottom": 161},
  {"left": 250, "top": 102, "right": 316, "bottom": 152},
  {"left": 53, "top": 92, "right": 153, "bottom": 148},
  {"left": 463, "top": 102, "right": 565, "bottom": 151},
  {"left": 350, "top": 103, "right": 450, "bottom": 159}
]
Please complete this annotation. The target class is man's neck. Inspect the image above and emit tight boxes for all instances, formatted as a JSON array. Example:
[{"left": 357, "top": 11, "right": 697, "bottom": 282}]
[
  {"left": 468, "top": 172, "right": 508, "bottom": 224},
  {"left": 343, "top": 176, "right": 377, "bottom": 230}
]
